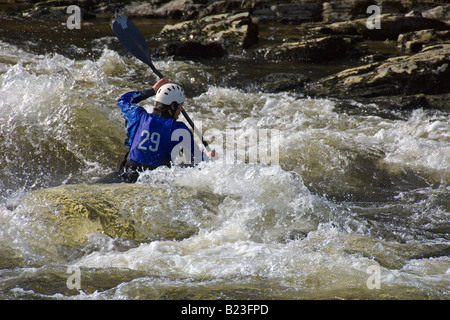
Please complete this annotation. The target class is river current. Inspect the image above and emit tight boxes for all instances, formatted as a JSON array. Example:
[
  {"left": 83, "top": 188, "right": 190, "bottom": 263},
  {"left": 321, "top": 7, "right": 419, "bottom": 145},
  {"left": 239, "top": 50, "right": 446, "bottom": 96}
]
[{"left": 0, "top": 17, "right": 449, "bottom": 300}]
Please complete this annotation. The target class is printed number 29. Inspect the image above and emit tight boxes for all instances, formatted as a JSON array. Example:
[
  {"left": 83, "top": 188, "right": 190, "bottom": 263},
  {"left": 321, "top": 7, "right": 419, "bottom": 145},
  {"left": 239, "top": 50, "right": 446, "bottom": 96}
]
[{"left": 138, "top": 130, "right": 160, "bottom": 151}]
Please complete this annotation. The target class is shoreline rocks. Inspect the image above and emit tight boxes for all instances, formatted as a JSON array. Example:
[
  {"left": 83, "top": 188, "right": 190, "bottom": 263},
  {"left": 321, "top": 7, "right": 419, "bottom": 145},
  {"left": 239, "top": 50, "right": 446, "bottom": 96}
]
[
  {"left": 1, "top": 0, "right": 450, "bottom": 109},
  {"left": 311, "top": 43, "right": 450, "bottom": 98},
  {"left": 306, "top": 43, "right": 450, "bottom": 111},
  {"left": 156, "top": 11, "right": 259, "bottom": 55},
  {"left": 397, "top": 28, "right": 450, "bottom": 52},
  {"left": 252, "top": 35, "right": 362, "bottom": 63},
  {"left": 315, "top": 13, "right": 449, "bottom": 40}
]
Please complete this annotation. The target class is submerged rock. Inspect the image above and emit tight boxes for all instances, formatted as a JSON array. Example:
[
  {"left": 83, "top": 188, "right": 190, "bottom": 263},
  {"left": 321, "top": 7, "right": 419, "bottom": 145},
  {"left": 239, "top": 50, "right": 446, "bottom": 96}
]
[
  {"left": 344, "top": 234, "right": 450, "bottom": 269},
  {"left": 17, "top": 183, "right": 200, "bottom": 248},
  {"left": 352, "top": 93, "right": 450, "bottom": 112}
]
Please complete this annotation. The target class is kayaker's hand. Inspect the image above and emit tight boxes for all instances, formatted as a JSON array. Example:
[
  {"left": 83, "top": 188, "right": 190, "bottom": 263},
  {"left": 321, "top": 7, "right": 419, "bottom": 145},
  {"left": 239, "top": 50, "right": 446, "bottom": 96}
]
[
  {"left": 153, "top": 77, "right": 169, "bottom": 92},
  {"left": 206, "top": 149, "right": 217, "bottom": 160}
]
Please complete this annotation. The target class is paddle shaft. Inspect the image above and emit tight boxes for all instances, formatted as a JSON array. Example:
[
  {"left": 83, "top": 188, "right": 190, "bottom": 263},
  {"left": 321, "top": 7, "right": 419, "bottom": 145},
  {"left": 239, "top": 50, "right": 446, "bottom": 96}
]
[{"left": 112, "top": 15, "right": 210, "bottom": 152}]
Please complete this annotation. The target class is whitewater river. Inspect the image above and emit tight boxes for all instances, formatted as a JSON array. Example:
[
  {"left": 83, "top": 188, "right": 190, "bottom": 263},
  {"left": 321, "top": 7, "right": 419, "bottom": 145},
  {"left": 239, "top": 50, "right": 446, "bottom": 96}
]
[{"left": 0, "top": 17, "right": 449, "bottom": 300}]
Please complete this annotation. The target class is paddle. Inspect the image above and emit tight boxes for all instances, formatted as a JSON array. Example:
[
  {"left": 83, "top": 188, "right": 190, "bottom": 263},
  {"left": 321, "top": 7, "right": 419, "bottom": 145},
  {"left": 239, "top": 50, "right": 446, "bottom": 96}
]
[{"left": 112, "top": 14, "right": 211, "bottom": 152}]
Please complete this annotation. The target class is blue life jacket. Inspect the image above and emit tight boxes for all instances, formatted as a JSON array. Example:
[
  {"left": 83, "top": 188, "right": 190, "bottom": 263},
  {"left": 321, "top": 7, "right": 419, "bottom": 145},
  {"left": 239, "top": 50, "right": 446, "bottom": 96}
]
[
  {"left": 118, "top": 91, "right": 206, "bottom": 167},
  {"left": 129, "top": 113, "right": 174, "bottom": 166}
]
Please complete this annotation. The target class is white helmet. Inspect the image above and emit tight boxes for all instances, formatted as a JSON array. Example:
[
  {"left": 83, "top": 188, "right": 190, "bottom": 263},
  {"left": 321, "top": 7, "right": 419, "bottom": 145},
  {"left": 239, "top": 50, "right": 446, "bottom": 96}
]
[{"left": 155, "top": 83, "right": 185, "bottom": 105}]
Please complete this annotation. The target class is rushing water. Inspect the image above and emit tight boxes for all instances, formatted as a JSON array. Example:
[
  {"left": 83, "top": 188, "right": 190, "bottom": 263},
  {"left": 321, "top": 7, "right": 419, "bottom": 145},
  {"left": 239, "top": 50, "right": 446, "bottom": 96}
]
[{"left": 0, "top": 17, "right": 449, "bottom": 300}]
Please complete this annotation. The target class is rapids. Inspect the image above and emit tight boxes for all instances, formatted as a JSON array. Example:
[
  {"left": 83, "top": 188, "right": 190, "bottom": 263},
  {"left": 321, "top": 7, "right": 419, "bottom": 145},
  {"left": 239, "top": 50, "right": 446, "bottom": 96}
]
[{"left": 0, "top": 18, "right": 449, "bottom": 300}]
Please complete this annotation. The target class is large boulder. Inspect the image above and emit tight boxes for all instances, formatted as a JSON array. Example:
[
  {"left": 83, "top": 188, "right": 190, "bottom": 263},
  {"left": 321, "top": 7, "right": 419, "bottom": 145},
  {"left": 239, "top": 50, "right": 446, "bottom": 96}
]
[
  {"left": 422, "top": 4, "right": 450, "bottom": 22},
  {"left": 158, "top": 11, "right": 259, "bottom": 56},
  {"left": 15, "top": 183, "right": 201, "bottom": 248},
  {"left": 311, "top": 43, "right": 450, "bottom": 98}
]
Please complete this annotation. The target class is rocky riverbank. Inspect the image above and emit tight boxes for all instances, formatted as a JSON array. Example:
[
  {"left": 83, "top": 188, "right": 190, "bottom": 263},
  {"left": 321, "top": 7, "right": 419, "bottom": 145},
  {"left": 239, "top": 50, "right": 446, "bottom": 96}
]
[{"left": 2, "top": 0, "right": 449, "bottom": 110}]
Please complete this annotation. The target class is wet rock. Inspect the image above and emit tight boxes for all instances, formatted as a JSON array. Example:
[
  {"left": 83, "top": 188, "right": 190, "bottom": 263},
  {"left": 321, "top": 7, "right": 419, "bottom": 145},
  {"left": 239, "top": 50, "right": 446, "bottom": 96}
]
[
  {"left": 315, "top": 13, "right": 450, "bottom": 41},
  {"left": 405, "top": 10, "right": 423, "bottom": 18},
  {"left": 254, "top": 36, "right": 360, "bottom": 63},
  {"left": 122, "top": 1, "right": 164, "bottom": 18},
  {"left": 421, "top": 93, "right": 450, "bottom": 110},
  {"left": 18, "top": 183, "right": 200, "bottom": 247},
  {"left": 397, "top": 29, "right": 450, "bottom": 53},
  {"left": 198, "top": 0, "right": 247, "bottom": 18},
  {"left": 157, "top": 0, "right": 323, "bottom": 24},
  {"left": 229, "top": 73, "right": 310, "bottom": 93},
  {"left": 250, "top": 7, "right": 276, "bottom": 23},
  {"left": 378, "top": 0, "right": 408, "bottom": 14},
  {"left": 322, "top": 0, "right": 378, "bottom": 23},
  {"left": 422, "top": 4, "right": 450, "bottom": 22},
  {"left": 20, "top": 0, "right": 98, "bottom": 19},
  {"left": 158, "top": 11, "right": 259, "bottom": 54},
  {"left": 401, "top": 41, "right": 425, "bottom": 53},
  {"left": 357, "top": 94, "right": 432, "bottom": 111},
  {"left": 371, "top": 93, "right": 450, "bottom": 111},
  {"left": 124, "top": 0, "right": 206, "bottom": 19},
  {"left": 23, "top": 5, "right": 66, "bottom": 18},
  {"left": 311, "top": 43, "right": 450, "bottom": 98},
  {"left": 344, "top": 234, "right": 450, "bottom": 269},
  {"left": 270, "top": 2, "right": 322, "bottom": 24},
  {"left": 123, "top": 0, "right": 254, "bottom": 19},
  {"left": 163, "top": 41, "right": 225, "bottom": 59}
]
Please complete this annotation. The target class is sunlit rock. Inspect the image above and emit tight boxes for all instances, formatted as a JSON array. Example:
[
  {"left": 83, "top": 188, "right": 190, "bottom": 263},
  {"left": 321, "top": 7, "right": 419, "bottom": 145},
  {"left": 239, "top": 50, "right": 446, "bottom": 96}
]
[
  {"left": 312, "top": 43, "right": 450, "bottom": 98},
  {"left": 17, "top": 183, "right": 200, "bottom": 247}
]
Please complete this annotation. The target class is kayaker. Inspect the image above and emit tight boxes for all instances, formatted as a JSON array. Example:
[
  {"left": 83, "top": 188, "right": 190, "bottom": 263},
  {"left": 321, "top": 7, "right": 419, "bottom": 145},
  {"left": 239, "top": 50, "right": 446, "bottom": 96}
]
[{"left": 98, "top": 77, "right": 215, "bottom": 183}]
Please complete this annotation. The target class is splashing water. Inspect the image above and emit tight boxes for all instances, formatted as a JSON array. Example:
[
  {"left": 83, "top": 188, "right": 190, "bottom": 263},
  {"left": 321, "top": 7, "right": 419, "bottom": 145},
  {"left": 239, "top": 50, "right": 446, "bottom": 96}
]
[{"left": 0, "top": 34, "right": 449, "bottom": 300}]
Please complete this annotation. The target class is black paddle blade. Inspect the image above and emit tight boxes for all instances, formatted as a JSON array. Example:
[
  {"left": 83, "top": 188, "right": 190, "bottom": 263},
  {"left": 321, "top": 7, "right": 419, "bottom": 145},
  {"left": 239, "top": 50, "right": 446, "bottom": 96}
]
[{"left": 112, "top": 15, "right": 164, "bottom": 78}]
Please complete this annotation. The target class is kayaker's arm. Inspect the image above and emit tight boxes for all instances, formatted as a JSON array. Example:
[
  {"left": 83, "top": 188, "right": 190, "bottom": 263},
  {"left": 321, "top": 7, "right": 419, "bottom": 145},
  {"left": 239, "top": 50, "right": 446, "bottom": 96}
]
[
  {"left": 117, "top": 77, "right": 170, "bottom": 129},
  {"left": 139, "top": 88, "right": 155, "bottom": 100},
  {"left": 117, "top": 78, "right": 169, "bottom": 147},
  {"left": 120, "top": 77, "right": 169, "bottom": 106},
  {"left": 141, "top": 77, "right": 170, "bottom": 100}
]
